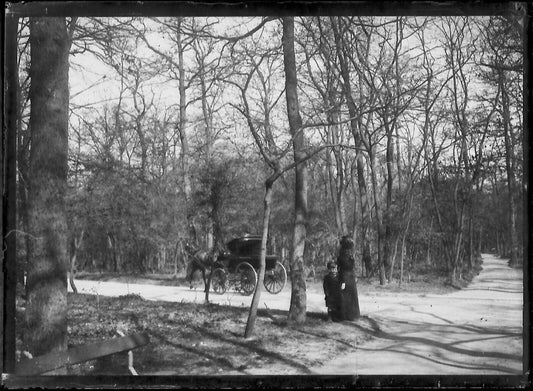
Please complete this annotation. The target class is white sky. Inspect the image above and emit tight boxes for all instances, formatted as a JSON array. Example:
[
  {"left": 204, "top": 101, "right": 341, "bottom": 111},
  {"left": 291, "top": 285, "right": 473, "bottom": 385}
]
[{"left": 64, "top": 15, "right": 519, "bottom": 170}]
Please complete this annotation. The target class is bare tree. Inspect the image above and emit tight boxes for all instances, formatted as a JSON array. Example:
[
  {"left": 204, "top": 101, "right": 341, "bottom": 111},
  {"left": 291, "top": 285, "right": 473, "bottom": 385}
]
[
  {"left": 225, "top": 21, "right": 290, "bottom": 334},
  {"left": 283, "top": 17, "right": 308, "bottom": 323},
  {"left": 477, "top": 15, "right": 523, "bottom": 266},
  {"left": 437, "top": 17, "right": 484, "bottom": 282},
  {"left": 330, "top": 16, "right": 375, "bottom": 281},
  {"left": 298, "top": 17, "right": 349, "bottom": 237},
  {"left": 138, "top": 17, "right": 198, "bottom": 243}
]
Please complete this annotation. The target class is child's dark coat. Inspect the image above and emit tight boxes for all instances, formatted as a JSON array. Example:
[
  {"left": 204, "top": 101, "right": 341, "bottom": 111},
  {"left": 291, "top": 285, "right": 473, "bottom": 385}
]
[{"left": 323, "top": 272, "right": 343, "bottom": 321}]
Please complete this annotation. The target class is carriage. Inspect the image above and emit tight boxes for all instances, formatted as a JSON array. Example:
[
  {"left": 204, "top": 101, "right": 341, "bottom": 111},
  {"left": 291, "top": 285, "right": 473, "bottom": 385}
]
[{"left": 210, "top": 235, "right": 287, "bottom": 296}]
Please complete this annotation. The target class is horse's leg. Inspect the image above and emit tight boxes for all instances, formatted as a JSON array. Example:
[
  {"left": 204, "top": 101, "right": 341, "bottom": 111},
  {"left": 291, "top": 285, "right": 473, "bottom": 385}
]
[
  {"left": 187, "top": 261, "right": 197, "bottom": 289},
  {"left": 185, "top": 262, "right": 191, "bottom": 288},
  {"left": 202, "top": 267, "right": 208, "bottom": 293}
]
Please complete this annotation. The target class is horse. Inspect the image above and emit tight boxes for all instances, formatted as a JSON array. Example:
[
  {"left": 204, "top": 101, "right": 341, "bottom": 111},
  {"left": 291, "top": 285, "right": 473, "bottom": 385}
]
[{"left": 184, "top": 244, "right": 218, "bottom": 293}]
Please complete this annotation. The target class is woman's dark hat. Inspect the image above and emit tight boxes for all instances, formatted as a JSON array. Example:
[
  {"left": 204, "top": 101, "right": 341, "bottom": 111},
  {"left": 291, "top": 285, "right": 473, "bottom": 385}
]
[{"left": 340, "top": 235, "right": 354, "bottom": 249}]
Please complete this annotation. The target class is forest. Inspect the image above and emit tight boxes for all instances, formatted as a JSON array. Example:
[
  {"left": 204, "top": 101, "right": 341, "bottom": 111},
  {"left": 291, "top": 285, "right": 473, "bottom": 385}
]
[
  {"left": 2, "top": 1, "right": 527, "bottom": 375},
  {"left": 13, "top": 14, "right": 523, "bottom": 295}
]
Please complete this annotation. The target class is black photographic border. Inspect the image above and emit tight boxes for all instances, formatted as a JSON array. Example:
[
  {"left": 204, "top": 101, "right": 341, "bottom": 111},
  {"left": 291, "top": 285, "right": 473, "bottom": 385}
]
[{"left": 2, "top": 1, "right": 530, "bottom": 388}]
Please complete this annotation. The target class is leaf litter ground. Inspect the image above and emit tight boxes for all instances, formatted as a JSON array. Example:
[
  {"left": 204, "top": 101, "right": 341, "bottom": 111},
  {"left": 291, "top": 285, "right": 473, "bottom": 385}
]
[{"left": 63, "top": 275, "right": 457, "bottom": 376}]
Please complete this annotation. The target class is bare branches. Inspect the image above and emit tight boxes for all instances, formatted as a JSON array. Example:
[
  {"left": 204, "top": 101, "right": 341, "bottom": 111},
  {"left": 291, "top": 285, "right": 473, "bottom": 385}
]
[
  {"left": 52, "top": 15, "right": 523, "bottom": 290},
  {"left": 202, "top": 16, "right": 276, "bottom": 42}
]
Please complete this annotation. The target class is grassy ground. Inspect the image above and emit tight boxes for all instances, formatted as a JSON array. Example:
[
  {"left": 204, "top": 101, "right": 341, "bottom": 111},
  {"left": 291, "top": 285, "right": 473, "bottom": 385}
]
[
  {"left": 67, "top": 276, "right": 457, "bottom": 375},
  {"left": 16, "top": 264, "right": 481, "bottom": 376},
  {"left": 63, "top": 292, "right": 376, "bottom": 376}
]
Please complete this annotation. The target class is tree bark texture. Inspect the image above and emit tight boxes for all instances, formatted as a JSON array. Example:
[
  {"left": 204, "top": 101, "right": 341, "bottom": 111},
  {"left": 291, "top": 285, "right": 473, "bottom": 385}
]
[
  {"left": 283, "top": 17, "right": 307, "bottom": 323},
  {"left": 25, "top": 17, "right": 69, "bottom": 366}
]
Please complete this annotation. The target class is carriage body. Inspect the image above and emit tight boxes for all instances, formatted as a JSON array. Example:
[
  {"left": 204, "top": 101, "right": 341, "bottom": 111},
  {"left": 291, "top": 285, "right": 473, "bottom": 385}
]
[
  {"left": 217, "top": 236, "right": 279, "bottom": 271},
  {"left": 210, "top": 235, "right": 287, "bottom": 296}
]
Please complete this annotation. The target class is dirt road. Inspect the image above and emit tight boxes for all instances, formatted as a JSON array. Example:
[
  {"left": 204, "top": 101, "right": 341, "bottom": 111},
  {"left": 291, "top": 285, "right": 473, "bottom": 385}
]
[
  {"left": 69, "top": 254, "right": 523, "bottom": 375},
  {"left": 70, "top": 272, "right": 325, "bottom": 312},
  {"left": 312, "top": 253, "right": 523, "bottom": 375}
]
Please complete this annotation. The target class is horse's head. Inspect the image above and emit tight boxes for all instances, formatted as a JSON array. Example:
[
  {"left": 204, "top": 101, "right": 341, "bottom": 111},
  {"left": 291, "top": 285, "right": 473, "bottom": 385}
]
[{"left": 183, "top": 241, "right": 195, "bottom": 255}]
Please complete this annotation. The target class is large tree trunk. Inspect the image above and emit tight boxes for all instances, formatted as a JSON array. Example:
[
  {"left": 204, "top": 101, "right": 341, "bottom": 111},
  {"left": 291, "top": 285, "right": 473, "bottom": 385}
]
[
  {"left": 283, "top": 17, "right": 307, "bottom": 324},
  {"left": 25, "top": 17, "right": 69, "bottom": 371}
]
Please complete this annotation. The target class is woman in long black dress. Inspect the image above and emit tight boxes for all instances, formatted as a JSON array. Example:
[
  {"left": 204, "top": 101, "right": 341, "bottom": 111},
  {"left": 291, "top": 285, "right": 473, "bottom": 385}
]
[{"left": 337, "top": 235, "right": 360, "bottom": 320}]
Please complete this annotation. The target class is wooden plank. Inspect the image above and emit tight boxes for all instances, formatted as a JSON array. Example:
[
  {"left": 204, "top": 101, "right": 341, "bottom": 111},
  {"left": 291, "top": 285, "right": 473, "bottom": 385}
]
[{"left": 16, "top": 333, "right": 149, "bottom": 375}]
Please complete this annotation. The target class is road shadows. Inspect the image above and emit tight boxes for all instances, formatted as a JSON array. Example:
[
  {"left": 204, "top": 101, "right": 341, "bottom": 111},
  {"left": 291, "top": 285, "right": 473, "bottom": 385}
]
[{"left": 343, "top": 315, "right": 522, "bottom": 374}]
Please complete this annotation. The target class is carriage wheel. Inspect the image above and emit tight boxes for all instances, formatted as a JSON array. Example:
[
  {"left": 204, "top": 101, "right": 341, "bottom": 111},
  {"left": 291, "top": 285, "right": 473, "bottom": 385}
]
[
  {"left": 210, "top": 268, "right": 228, "bottom": 294},
  {"left": 236, "top": 262, "right": 257, "bottom": 296},
  {"left": 264, "top": 261, "right": 287, "bottom": 294}
]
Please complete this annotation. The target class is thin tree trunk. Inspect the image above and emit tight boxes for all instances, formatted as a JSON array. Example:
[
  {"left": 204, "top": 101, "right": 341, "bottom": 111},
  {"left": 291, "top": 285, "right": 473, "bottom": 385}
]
[
  {"left": 369, "top": 151, "right": 386, "bottom": 285},
  {"left": 427, "top": 164, "right": 453, "bottom": 273},
  {"left": 177, "top": 18, "right": 195, "bottom": 244},
  {"left": 499, "top": 68, "right": 519, "bottom": 266},
  {"left": 69, "top": 228, "right": 84, "bottom": 294},
  {"left": 198, "top": 48, "right": 218, "bottom": 253},
  {"left": 389, "top": 237, "right": 399, "bottom": 283},
  {"left": 326, "top": 115, "right": 346, "bottom": 236},
  {"left": 173, "top": 240, "right": 181, "bottom": 277},
  {"left": 245, "top": 177, "right": 274, "bottom": 337},
  {"left": 478, "top": 226, "right": 483, "bottom": 254},
  {"left": 452, "top": 203, "right": 466, "bottom": 284},
  {"left": 426, "top": 217, "right": 433, "bottom": 266},
  {"left": 283, "top": 17, "right": 307, "bottom": 324},
  {"left": 384, "top": 124, "right": 394, "bottom": 280},
  {"left": 69, "top": 257, "right": 78, "bottom": 294},
  {"left": 331, "top": 17, "right": 373, "bottom": 278},
  {"left": 399, "top": 233, "right": 406, "bottom": 287},
  {"left": 330, "top": 106, "right": 347, "bottom": 235},
  {"left": 17, "top": 76, "right": 31, "bottom": 286},
  {"left": 468, "top": 211, "right": 473, "bottom": 271}
]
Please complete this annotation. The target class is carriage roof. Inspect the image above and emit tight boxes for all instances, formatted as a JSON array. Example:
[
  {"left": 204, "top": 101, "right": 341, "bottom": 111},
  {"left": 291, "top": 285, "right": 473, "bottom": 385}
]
[{"left": 226, "top": 235, "right": 263, "bottom": 255}]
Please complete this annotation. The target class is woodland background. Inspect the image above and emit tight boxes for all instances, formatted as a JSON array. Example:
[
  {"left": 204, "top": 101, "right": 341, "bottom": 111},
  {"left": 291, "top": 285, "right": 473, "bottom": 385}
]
[
  {"left": 14, "top": 14, "right": 523, "bottom": 287},
  {"left": 3, "top": 5, "right": 526, "bottom": 375}
]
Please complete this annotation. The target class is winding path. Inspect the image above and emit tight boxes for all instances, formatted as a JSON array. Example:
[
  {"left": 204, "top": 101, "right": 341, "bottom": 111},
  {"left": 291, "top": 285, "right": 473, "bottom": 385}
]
[
  {"left": 70, "top": 254, "right": 523, "bottom": 375},
  {"left": 312, "top": 254, "right": 524, "bottom": 375}
]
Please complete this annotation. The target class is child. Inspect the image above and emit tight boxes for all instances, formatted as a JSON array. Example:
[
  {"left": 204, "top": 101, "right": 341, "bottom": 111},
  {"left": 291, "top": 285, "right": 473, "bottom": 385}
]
[{"left": 323, "top": 261, "right": 343, "bottom": 322}]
